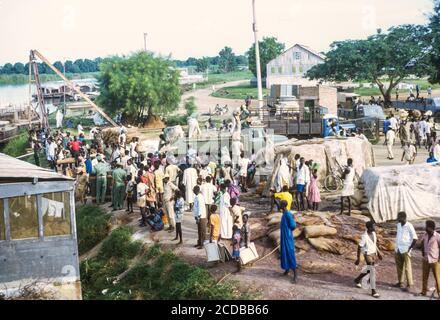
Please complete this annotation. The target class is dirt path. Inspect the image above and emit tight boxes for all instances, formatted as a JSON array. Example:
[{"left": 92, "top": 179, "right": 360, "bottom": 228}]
[{"left": 180, "top": 80, "right": 249, "bottom": 115}]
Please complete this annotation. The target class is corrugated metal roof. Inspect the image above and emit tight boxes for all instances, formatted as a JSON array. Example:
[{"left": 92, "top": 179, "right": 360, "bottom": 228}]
[{"left": 0, "top": 153, "right": 73, "bottom": 182}]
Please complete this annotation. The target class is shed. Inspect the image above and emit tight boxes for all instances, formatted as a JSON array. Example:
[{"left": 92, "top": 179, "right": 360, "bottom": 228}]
[{"left": 0, "top": 153, "right": 81, "bottom": 299}]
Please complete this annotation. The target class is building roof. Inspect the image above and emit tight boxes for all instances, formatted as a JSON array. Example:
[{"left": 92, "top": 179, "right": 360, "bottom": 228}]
[
  {"left": 267, "top": 43, "right": 326, "bottom": 65},
  {"left": 0, "top": 153, "right": 73, "bottom": 183}
]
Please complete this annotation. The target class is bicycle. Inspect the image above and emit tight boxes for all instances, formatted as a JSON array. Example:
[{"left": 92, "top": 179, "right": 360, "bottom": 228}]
[{"left": 324, "top": 166, "right": 344, "bottom": 192}]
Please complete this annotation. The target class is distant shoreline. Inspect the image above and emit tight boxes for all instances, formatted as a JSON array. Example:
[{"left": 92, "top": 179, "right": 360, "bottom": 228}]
[{"left": 0, "top": 72, "right": 99, "bottom": 86}]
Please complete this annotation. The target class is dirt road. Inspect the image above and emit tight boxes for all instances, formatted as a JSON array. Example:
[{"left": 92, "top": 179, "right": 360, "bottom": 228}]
[{"left": 180, "top": 80, "right": 248, "bottom": 115}]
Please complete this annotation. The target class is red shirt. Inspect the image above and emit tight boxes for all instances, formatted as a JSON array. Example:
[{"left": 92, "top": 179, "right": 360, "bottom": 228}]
[{"left": 70, "top": 140, "right": 82, "bottom": 152}]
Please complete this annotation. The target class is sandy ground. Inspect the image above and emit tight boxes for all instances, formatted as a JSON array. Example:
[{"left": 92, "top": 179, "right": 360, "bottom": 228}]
[
  {"left": 80, "top": 85, "right": 440, "bottom": 300},
  {"left": 180, "top": 80, "right": 249, "bottom": 115}
]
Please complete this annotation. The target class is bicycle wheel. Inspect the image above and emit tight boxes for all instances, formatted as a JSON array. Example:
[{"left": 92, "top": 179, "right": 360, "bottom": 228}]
[{"left": 324, "top": 175, "right": 343, "bottom": 192}]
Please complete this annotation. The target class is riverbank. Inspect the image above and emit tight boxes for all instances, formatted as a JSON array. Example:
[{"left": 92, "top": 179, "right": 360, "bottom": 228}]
[{"left": 0, "top": 72, "right": 99, "bottom": 86}]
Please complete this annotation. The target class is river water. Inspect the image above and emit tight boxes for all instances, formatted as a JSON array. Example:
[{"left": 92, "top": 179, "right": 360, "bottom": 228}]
[{"left": 0, "top": 78, "right": 97, "bottom": 114}]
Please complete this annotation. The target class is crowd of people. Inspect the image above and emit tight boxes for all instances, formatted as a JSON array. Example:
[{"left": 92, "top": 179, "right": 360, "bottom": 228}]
[
  {"left": 27, "top": 120, "right": 257, "bottom": 269},
  {"left": 384, "top": 112, "right": 440, "bottom": 163}
]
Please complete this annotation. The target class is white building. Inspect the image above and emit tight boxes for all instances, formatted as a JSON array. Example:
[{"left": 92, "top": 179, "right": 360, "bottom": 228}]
[{"left": 266, "top": 44, "right": 325, "bottom": 89}]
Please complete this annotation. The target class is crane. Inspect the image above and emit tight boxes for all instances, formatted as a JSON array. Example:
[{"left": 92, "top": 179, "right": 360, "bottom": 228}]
[{"left": 29, "top": 49, "right": 118, "bottom": 128}]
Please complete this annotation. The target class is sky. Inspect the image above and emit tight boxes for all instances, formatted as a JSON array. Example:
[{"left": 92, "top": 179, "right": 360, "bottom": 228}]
[{"left": 0, "top": 0, "right": 435, "bottom": 64}]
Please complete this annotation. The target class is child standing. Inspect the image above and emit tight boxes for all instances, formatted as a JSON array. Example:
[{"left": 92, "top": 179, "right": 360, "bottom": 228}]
[
  {"left": 125, "top": 174, "right": 135, "bottom": 214},
  {"left": 209, "top": 205, "right": 220, "bottom": 243},
  {"left": 173, "top": 190, "right": 185, "bottom": 244},
  {"left": 232, "top": 225, "right": 242, "bottom": 272},
  {"left": 308, "top": 169, "right": 321, "bottom": 211}
]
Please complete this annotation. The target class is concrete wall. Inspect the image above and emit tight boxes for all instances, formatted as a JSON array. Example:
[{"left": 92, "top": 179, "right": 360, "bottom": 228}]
[{"left": 318, "top": 86, "right": 338, "bottom": 116}]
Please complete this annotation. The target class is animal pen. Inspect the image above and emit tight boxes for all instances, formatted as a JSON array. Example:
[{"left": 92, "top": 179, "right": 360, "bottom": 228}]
[{"left": 0, "top": 153, "right": 80, "bottom": 299}]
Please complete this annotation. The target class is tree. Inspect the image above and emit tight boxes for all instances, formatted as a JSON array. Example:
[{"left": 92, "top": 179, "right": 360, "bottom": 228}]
[
  {"left": 97, "top": 52, "right": 181, "bottom": 125},
  {"left": 428, "top": 0, "right": 440, "bottom": 83},
  {"left": 53, "top": 61, "right": 64, "bottom": 73},
  {"left": 247, "top": 37, "right": 285, "bottom": 79},
  {"left": 1, "top": 63, "right": 14, "bottom": 74},
  {"left": 195, "top": 57, "right": 209, "bottom": 73},
  {"left": 307, "top": 25, "right": 430, "bottom": 105},
  {"left": 13, "top": 62, "right": 25, "bottom": 74},
  {"left": 218, "top": 46, "right": 237, "bottom": 73}
]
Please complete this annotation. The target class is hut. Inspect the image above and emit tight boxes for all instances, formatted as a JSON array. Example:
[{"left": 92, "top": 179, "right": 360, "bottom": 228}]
[{"left": 0, "top": 153, "right": 81, "bottom": 299}]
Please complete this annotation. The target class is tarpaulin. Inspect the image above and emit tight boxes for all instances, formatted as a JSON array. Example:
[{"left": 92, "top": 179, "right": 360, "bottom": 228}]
[{"left": 362, "top": 163, "right": 440, "bottom": 223}]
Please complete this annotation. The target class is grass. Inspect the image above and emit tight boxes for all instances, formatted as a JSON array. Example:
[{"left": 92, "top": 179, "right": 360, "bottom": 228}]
[
  {"left": 0, "top": 72, "right": 99, "bottom": 86},
  {"left": 1, "top": 132, "right": 28, "bottom": 157},
  {"left": 76, "top": 205, "right": 112, "bottom": 255},
  {"left": 211, "top": 83, "right": 269, "bottom": 100},
  {"left": 182, "top": 70, "right": 253, "bottom": 92},
  {"left": 354, "top": 78, "right": 440, "bottom": 97},
  {"left": 80, "top": 239, "right": 256, "bottom": 300}
]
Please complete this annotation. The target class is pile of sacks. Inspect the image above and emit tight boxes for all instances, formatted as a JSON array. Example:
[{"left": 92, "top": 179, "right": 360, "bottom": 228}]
[{"left": 265, "top": 210, "right": 395, "bottom": 272}]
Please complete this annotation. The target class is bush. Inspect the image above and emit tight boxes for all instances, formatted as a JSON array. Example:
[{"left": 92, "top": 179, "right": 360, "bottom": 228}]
[
  {"left": 1, "top": 132, "right": 29, "bottom": 157},
  {"left": 98, "top": 245, "right": 256, "bottom": 300},
  {"left": 166, "top": 115, "right": 187, "bottom": 126},
  {"left": 184, "top": 97, "right": 197, "bottom": 116},
  {"left": 76, "top": 205, "right": 111, "bottom": 255},
  {"left": 98, "top": 226, "right": 142, "bottom": 261}
]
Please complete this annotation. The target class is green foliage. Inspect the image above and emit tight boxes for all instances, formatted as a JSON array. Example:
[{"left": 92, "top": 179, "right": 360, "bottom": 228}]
[
  {"left": 98, "top": 226, "right": 142, "bottom": 261},
  {"left": 166, "top": 115, "right": 188, "bottom": 126},
  {"left": 307, "top": 25, "right": 431, "bottom": 104},
  {"left": 195, "top": 57, "right": 209, "bottom": 73},
  {"left": 80, "top": 226, "right": 142, "bottom": 300},
  {"left": 247, "top": 37, "right": 285, "bottom": 79},
  {"left": 97, "top": 52, "right": 181, "bottom": 123},
  {"left": 0, "top": 72, "right": 99, "bottom": 86},
  {"left": 76, "top": 205, "right": 111, "bottom": 255},
  {"left": 80, "top": 243, "right": 256, "bottom": 300},
  {"left": 428, "top": 0, "right": 440, "bottom": 83},
  {"left": 211, "top": 83, "right": 269, "bottom": 100},
  {"left": 218, "top": 47, "right": 237, "bottom": 73},
  {"left": 184, "top": 96, "right": 197, "bottom": 116},
  {"left": 1, "top": 132, "right": 28, "bottom": 157}
]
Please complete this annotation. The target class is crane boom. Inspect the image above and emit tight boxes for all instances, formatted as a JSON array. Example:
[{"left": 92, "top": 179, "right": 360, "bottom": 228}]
[{"left": 31, "top": 49, "right": 118, "bottom": 127}]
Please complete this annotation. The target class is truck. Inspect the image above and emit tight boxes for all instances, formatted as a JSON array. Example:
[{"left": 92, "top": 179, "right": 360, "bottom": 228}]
[
  {"left": 166, "top": 126, "right": 289, "bottom": 159},
  {"left": 392, "top": 98, "right": 440, "bottom": 122},
  {"left": 337, "top": 104, "right": 386, "bottom": 121}
]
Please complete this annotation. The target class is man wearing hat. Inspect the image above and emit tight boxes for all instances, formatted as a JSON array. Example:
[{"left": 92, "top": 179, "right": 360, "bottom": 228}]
[
  {"left": 163, "top": 174, "right": 179, "bottom": 232},
  {"left": 112, "top": 163, "right": 127, "bottom": 211},
  {"left": 92, "top": 155, "right": 108, "bottom": 204}
]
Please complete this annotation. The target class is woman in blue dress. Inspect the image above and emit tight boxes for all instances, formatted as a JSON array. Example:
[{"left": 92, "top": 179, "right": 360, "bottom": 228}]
[{"left": 279, "top": 200, "right": 298, "bottom": 283}]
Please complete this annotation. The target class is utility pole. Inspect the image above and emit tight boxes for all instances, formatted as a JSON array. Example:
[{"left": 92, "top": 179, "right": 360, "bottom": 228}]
[
  {"left": 143, "top": 33, "right": 148, "bottom": 52},
  {"left": 252, "top": 0, "right": 264, "bottom": 119}
]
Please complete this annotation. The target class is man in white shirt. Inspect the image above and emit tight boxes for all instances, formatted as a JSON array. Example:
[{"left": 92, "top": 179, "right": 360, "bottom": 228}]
[
  {"left": 296, "top": 157, "right": 310, "bottom": 211},
  {"left": 163, "top": 174, "right": 179, "bottom": 232},
  {"left": 46, "top": 137, "right": 57, "bottom": 172},
  {"left": 238, "top": 152, "right": 250, "bottom": 192},
  {"left": 389, "top": 114, "right": 399, "bottom": 132},
  {"left": 200, "top": 176, "right": 217, "bottom": 216},
  {"left": 192, "top": 185, "right": 206, "bottom": 249},
  {"left": 386, "top": 128, "right": 396, "bottom": 160},
  {"left": 394, "top": 211, "right": 418, "bottom": 290},
  {"left": 401, "top": 142, "right": 417, "bottom": 165}
]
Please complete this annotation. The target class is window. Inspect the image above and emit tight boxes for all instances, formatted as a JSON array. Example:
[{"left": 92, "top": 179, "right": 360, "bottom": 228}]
[
  {"left": 9, "top": 195, "right": 38, "bottom": 240},
  {"left": 42, "top": 192, "right": 72, "bottom": 237},
  {"left": 0, "top": 199, "right": 4, "bottom": 241},
  {"left": 299, "top": 65, "right": 304, "bottom": 74},
  {"left": 278, "top": 66, "right": 282, "bottom": 74},
  {"left": 292, "top": 66, "right": 297, "bottom": 74},
  {"left": 271, "top": 67, "right": 276, "bottom": 74},
  {"left": 293, "top": 52, "right": 301, "bottom": 60}
]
